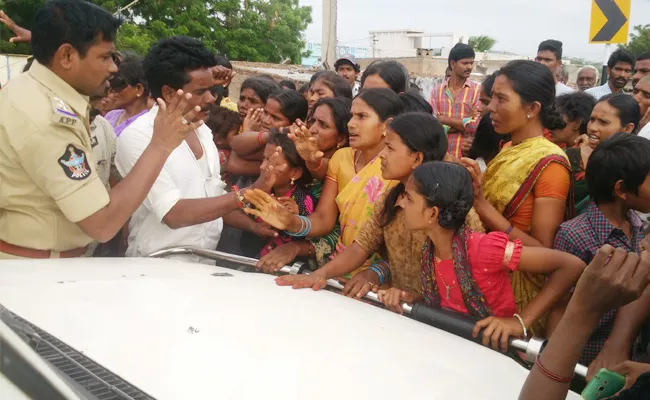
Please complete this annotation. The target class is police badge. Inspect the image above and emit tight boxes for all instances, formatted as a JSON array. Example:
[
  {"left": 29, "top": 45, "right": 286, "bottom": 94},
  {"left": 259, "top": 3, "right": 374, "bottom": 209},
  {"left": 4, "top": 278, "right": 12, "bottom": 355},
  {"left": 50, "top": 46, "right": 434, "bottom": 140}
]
[{"left": 58, "top": 145, "right": 91, "bottom": 180}]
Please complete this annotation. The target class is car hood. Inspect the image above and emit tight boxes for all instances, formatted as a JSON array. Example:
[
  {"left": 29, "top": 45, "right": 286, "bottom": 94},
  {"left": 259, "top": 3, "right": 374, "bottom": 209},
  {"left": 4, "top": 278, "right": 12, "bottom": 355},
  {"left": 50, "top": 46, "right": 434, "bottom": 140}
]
[{"left": 0, "top": 258, "right": 580, "bottom": 399}]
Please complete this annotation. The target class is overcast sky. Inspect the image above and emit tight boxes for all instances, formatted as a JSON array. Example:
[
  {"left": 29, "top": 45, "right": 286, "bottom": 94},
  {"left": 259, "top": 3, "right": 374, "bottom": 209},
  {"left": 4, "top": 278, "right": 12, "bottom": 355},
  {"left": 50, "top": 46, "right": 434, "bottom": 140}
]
[{"left": 299, "top": 0, "right": 650, "bottom": 61}]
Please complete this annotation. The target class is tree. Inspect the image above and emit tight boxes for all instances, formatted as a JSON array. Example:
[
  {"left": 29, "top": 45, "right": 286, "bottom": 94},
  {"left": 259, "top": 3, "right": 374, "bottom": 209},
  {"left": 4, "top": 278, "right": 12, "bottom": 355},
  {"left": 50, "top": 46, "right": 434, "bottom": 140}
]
[
  {"left": 0, "top": 0, "right": 312, "bottom": 64},
  {"left": 620, "top": 24, "right": 650, "bottom": 56},
  {"left": 468, "top": 35, "right": 497, "bottom": 52}
]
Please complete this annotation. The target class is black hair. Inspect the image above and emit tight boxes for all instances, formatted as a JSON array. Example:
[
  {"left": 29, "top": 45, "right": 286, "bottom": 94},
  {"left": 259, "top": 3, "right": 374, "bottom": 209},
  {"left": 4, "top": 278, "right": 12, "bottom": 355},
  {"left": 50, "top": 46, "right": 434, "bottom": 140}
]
[
  {"left": 23, "top": 57, "right": 34, "bottom": 73},
  {"left": 298, "top": 83, "right": 309, "bottom": 95},
  {"left": 280, "top": 80, "right": 297, "bottom": 90},
  {"left": 355, "top": 88, "right": 404, "bottom": 121},
  {"left": 310, "top": 71, "right": 353, "bottom": 99},
  {"left": 240, "top": 76, "right": 281, "bottom": 105},
  {"left": 206, "top": 105, "right": 243, "bottom": 141},
  {"left": 267, "top": 130, "right": 311, "bottom": 186},
  {"left": 110, "top": 51, "right": 149, "bottom": 97},
  {"left": 32, "top": 0, "right": 121, "bottom": 65},
  {"left": 587, "top": 133, "right": 650, "bottom": 204},
  {"left": 334, "top": 58, "right": 360, "bottom": 73},
  {"left": 144, "top": 36, "right": 217, "bottom": 99},
  {"left": 538, "top": 39, "right": 563, "bottom": 61},
  {"left": 361, "top": 60, "right": 410, "bottom": 94},
  {"left": 608, "top": 48, "right": 636, "bottom": 70},
  {"left": 497, "top": 60, "right": 565, "bottom": 130},
  {"left": 309, "top": 97, "right": 352, "bottom": 145},
  {"left": 468, "top": 113, "right": 510, "bottom": 162},
  {"left": 482, "top": 72, "right": 497, "bottom": 96},
  {"left": 598, "top": 93, "right": 642, "bottom": 133},
  {"left": 412, "top": 161, "right": 474, "bottom": 230},
  {"left": 638, "top": 51, "right": 650, "bottom": 62},
  {"left": 449, "top": 43, "right": 476, "bottom": 65},
  {"left": 267, "top": 88, "right": 308, "bottom": 123},
  {"left": 555, "top": 92, "right": 596, "bottom": 135},
  {"left": 381, "top": 113, "right": 448, "bottom": 226},
  {"left": 400, "top": 90, "right": 433, "bottom": 114}
]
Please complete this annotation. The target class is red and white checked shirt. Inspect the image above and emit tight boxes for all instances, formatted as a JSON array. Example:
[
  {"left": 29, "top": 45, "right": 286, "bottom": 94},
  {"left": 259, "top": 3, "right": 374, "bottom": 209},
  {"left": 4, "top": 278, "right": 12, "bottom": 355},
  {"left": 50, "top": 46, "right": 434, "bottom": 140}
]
[{"left": 429, "top": 78, "right": 482, "bottom": 159}]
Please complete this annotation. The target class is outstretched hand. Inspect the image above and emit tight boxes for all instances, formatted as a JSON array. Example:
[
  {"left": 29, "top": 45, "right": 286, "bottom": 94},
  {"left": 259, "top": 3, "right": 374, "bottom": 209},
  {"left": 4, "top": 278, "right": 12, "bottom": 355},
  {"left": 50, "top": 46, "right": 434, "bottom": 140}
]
[
  {"left": 243, "top": 189, "right": 297, "bottom": 231},
  {"left": 151, "top": 90, "right": 203, "bottom": 153},
  {"left": 289, "top": 120, "right": 324, "bottom": 164},
  {"left": 0, "top": 11, "right": 31, "bottom": 43}
]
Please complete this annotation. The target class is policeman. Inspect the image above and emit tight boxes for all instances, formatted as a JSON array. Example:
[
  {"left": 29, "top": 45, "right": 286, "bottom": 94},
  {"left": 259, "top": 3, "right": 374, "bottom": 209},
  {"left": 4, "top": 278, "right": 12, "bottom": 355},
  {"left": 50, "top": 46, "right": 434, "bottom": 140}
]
[{"left": 0, "top": 0, "right": 203, "bottom": 259}]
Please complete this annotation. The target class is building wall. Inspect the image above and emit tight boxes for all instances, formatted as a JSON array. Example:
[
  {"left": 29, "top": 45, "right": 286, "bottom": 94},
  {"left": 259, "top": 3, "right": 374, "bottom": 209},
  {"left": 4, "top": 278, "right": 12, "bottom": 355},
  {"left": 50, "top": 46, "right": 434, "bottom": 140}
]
[{"left": 370, "top": 30, "right": 424, "bottom": 58}]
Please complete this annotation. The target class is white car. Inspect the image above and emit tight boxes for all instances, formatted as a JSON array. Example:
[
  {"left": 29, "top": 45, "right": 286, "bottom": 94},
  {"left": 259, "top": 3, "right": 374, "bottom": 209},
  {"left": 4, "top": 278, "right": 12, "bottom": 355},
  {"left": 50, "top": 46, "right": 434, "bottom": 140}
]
[{"left": 0, "top": 248, "right": 583, "bottom": 399}]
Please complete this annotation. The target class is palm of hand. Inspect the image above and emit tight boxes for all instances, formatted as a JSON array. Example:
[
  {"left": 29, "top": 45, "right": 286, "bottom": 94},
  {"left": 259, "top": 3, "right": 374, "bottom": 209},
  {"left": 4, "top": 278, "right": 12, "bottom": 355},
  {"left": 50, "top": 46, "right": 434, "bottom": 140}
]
[
  {"left": 256, "top": 201, "right": 293, "bottom": 230},
  {"left": 294, "top": 137, "right": 320, "bottom": 162}
]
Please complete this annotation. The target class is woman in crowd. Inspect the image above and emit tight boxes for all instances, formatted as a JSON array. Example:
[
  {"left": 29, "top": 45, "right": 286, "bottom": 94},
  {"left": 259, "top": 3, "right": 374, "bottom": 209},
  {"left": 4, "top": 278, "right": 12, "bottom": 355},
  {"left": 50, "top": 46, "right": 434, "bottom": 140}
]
[
  {"left": 378, "top": 161, "right": 585, "bottom": 350},
  {"left": 461, "top": 60, "right": 572, "bottom": 336},
  {"left": 477, "top": 72, "right": 497, "bottom": 117},
  {"left": 104, "top": 52, "right": 150, "bottom": 136},
  {"left": 361, "top": 60, "right": 410, "bottom": 94},
  {"left": 307, "top": 70, "right": 352, "bottom": 112},
  {"left": 468, "top": 113, "right": 510, "bottom": 172},
  {"left": 205, "top": 106, "right": 243, "bottom": 187},
  {"left": 400, "top": 90, "right": 433, "bottom": 114},
  {"left": 567, "top": 93, "right": 641, "bottom": 215},
  {"left": 244, "top": 88, "right": 404, "bottom": 275},
  {"left": 551, "top": 92, "right": 596, "bottom": 149},
  {"left": 275, "top": 112, "right": 477, "bottom": 299},
  {"left": 255, "top": 132, "right": 315, "bottom": 272},
  {"left": 237, "top": 76, "right": 281, "bottom": 130}
]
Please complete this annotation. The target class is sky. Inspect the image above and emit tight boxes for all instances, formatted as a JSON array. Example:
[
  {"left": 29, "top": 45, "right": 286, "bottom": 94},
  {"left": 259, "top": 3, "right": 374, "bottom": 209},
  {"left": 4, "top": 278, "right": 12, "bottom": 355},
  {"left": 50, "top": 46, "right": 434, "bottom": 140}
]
[{"left": 298, "top": 0, "right": 650, "bottom": 62}]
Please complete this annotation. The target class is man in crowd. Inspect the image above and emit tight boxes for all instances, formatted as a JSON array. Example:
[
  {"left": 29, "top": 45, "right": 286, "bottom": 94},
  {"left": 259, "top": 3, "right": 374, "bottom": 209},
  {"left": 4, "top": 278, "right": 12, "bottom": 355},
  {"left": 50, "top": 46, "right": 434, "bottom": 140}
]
[
  {"left": 535, "top": 39, "right": 574, "bottom": 96},
  {"left": 635, "top": 76, "right": 650, "bottom": 139},
  {"left": 633, "top": 51, "right": 650, "bottom": 88},
  {"left": 555, "top": 65, "right": 569, "bottom": 85},
  {"left": 115, "top": 36, "right": 276, "bottom": 261},
  {"left": 576, "top": 65, "right": 599, "bottom": 91},
  {"left": 429, "top": 43, "right": 481, "bottom": 159},
  {"left": 0, "top": 0, "right": 202, "bottom": 260},
  {"left": 586, "top": 49, "right": 636, "bottom": 100},
  {"left": 334, "top": 54, "right": 361, "bottom": 96}
]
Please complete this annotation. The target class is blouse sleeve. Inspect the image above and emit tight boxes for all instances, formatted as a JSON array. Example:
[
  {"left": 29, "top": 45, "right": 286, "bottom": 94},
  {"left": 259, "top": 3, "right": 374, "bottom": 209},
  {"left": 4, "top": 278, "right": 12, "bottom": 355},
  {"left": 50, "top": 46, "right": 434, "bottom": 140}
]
[
  {"left": 326, "top": 148, "right": 344, "bottom": 183},
  {"left": 467, "top": 232, "right": 523, "bottom": 273},
  {"left": 354, "top": 192, "right": 387, "bottom": 255},
  {"left": 533, "top": 162, "right": 570, "bottom": 201}
]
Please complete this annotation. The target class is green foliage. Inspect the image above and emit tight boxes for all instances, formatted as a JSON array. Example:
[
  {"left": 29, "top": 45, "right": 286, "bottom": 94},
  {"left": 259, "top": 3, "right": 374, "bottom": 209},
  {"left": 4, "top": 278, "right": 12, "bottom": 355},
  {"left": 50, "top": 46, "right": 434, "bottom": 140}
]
[
  {"left": 468, "top": 35, "right": 497, "bottom": 52},
  {"left": 620, "top": 24, "right": 650, "bottom": 56},
  {"left": 0, "top": 0, "right": 312, "bottom": 64}
]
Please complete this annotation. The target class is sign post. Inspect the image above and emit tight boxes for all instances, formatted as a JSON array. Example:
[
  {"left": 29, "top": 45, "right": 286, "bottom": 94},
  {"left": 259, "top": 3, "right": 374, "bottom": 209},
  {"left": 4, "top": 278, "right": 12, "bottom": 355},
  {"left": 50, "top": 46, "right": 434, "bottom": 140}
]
[{"left": 589, "top": 0, "right": 631, "bottom": 85}]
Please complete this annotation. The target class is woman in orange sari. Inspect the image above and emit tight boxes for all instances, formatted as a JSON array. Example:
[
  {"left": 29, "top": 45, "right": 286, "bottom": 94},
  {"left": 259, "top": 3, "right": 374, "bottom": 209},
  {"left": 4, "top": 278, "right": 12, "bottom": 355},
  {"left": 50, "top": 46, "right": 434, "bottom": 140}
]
[{"left": 462, "top": 60, "right": 572, "bottom": 336}]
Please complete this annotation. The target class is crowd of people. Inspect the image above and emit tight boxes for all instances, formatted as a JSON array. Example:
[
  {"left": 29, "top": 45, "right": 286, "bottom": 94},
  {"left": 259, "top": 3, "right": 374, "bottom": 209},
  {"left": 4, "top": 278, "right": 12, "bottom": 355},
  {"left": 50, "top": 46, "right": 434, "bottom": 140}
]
[{"left": 2, "top": 1, "right": 650, "bottom": 398}]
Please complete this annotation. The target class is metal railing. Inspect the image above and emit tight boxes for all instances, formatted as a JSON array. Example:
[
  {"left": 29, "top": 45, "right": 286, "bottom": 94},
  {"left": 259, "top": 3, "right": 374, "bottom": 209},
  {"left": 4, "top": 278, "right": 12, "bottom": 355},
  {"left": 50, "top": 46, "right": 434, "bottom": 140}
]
[{"left": 148, "top": 246, "right": 588, "bottom": 378}]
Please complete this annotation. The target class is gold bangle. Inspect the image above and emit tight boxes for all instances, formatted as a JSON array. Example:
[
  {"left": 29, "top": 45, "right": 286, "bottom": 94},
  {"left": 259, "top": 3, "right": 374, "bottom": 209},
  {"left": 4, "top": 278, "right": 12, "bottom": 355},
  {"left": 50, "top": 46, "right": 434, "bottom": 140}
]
[{"left": 513, "top": 313, "right": 528, "bottom": 338}]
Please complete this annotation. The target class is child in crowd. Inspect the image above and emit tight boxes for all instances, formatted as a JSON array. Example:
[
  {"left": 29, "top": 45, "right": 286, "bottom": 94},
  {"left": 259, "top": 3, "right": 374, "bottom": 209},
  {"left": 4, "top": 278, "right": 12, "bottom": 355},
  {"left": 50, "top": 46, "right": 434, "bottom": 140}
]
[
  {"left": 255, "top": 131, "right": 315, "bottom": 272},
  {"left": 307, "top": 71, "right": 352, "bottom": 112},
  {"left": 380, "top": 161, "right": 585, "bottom": 350},
  {"left": 205, "top": 105, "right": 243, "bottom": 187},
  {"left": 551, "top": 92, "right": 596, "bottom": 148},
  {"left": 553, "top": 133, "right": 650, "bottom": 376}
]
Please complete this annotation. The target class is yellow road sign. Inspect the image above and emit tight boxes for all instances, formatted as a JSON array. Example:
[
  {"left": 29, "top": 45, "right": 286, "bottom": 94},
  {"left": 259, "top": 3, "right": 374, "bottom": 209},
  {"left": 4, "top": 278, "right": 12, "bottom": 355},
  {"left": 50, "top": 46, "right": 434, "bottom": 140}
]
[{"left": 589, "top": 0, "right": 631, "bottom": 44}]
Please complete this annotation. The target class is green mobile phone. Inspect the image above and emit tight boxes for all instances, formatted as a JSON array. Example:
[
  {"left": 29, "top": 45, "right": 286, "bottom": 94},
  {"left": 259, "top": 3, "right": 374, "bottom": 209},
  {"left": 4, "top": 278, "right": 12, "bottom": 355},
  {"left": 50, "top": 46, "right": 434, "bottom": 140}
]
[{"left": 581, "top": 368, "right": 626, "bottom": 399}]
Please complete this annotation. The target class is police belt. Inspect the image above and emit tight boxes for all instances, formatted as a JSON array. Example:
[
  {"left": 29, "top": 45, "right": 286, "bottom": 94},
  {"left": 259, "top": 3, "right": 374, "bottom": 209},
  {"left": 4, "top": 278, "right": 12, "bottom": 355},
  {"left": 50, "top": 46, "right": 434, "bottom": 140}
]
[{"left": 0, "top": 240, "right": 87, "bottom": 258}]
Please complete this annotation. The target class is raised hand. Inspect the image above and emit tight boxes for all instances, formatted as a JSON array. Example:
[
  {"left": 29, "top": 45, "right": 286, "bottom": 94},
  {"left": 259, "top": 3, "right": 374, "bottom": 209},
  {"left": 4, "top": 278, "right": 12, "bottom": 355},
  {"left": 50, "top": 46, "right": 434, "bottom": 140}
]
[
  {"left": 243, "top": 189, "right": 298, "bottom": 231},
  {"left": 211, "top": 65, "right": 236, "bottom": 87},
  {"left": 289, "top": 120, "right": 323, "bottom": 164},
  {"left": 242, "top": 108, "right": 264, "bottom": 133},
  {"left": 253, "top": 146, "right": 288, "bottom": 192},
  {"left": 277, "top": 196, "right": 299, "bottom": 215},
  {"left": 0, "top": 11, "right": 31, "bottom": 43},
  {"left": 151, "top": 90, "right": 203, "bottom": 153},
  {"left": 460, "top": 157, "right": 486, "bottom": 203}
]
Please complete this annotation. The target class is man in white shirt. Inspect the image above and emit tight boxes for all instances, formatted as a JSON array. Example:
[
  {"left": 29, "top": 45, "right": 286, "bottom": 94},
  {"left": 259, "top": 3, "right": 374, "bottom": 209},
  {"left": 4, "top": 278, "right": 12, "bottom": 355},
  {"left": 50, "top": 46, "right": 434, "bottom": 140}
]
[
  {"left": 635, "top": 76, "right": 650, "bottom": 139},
  {"left": 116, "top": 36, "right": 277, "bottom": 261},
  {"left": 585, "top": 49, "right": 636, "bottom": 100},
  {"left": 535, "top": 39, "right": 574, "bottom": 97}
]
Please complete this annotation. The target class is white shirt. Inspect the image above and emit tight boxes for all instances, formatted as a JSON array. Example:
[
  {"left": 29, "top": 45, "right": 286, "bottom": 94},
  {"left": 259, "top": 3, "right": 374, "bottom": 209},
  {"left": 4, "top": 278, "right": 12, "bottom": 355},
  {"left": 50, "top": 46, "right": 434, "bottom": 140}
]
[
  {"left": 353, "top": 81, "right": 361, "bottom": 97},
  {"left": 555, "top": 82, "right": 574, "bottom": 97},
  {"left": 638, "top": 123, "right": 650, "bottom": 140},
  {"left": 585, "top": 83, "right": 613, "bottom": 100},
  {"left": 115, "top": 106, "right": 225, "bottom": 259}
]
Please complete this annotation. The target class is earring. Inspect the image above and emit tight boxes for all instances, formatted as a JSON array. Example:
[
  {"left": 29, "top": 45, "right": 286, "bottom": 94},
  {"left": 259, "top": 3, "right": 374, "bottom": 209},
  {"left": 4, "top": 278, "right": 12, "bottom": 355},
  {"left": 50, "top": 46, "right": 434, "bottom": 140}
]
[
  {"left": 337, "top": 143, "right": 342, "bottom": 149},
  {"left": 290, "top": 178, "right": 295, "bottom": 185},
  {"left": 137, "top": 94, "right": 141, "bottom": 98},
  {"left": 527, "top": 114, "right": 531, "bottom": 119}
]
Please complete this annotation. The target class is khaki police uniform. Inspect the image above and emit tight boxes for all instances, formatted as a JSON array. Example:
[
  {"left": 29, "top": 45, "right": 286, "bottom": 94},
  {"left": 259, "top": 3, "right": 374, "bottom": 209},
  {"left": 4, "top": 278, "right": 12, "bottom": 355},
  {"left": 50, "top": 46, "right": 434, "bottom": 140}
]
[{"left": 0, "top": 60, "right": 110, "bottom": 259}]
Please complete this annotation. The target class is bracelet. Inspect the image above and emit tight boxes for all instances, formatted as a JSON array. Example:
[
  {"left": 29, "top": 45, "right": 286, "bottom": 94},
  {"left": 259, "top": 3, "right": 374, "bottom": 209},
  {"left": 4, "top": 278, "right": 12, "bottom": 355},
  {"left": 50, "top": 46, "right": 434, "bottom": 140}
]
[
  {"left": 534, "top": 356, "right": 574, "bottom": 383},
  {"left": 257, "top": 131, "right": 267, "bottom": 146},
  {"left": 368, "top": 266, "right": 385, "bottom": 285},
  {"left": 285, "top": 216, "right": 312, "bottom": 237},
  {"left": 232, "top": 185, "right": 245, "bottom": 208},
  {"left": 371, "top": 260, "right": 392, "bottom": 283},
  {"left": 307, "top": 158, "right": 324, "bottom": 171},
  {"left": 513, "top": 313, "right": 528, "bottom": 338},
  {"left": 504, "top": 224, "right": 514, "bottom": 235}
]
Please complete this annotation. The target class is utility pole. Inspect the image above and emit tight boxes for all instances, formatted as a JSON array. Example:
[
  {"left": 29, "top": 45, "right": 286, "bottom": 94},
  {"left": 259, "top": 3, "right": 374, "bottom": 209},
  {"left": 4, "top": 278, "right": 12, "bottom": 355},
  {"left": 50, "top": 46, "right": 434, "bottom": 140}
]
[
  {"left": 321, "top": 0, "right": 337, "bottom": 69},
  {"left": 372, "top": 34, "right": 378, "bottom": 58}
]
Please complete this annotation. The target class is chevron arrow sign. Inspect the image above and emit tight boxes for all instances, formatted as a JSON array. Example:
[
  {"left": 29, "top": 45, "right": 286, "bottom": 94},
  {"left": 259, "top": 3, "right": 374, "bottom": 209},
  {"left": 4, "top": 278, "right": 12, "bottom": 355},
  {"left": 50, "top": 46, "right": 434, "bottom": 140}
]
[{"left": 589, "top": 0, "right": 631, "bottom": 44}]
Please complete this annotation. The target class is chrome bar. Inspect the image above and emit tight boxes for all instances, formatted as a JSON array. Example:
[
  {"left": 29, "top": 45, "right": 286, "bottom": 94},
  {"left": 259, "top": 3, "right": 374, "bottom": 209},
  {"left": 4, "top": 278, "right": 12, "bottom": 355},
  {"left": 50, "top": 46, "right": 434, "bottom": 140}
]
[{"left": 150, "top": 246, "right": 587, "bottom": 378}]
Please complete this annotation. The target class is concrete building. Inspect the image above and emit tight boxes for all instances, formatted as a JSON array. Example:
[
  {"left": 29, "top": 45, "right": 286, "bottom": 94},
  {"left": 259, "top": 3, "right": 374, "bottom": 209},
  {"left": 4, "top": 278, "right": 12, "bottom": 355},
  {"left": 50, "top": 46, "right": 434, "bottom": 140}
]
[
  {"left": 302, "top": 42, "right": 369, "bottom": 67},
  {"left": 368, "top": 29, "right": 468, "bottom": 59}
]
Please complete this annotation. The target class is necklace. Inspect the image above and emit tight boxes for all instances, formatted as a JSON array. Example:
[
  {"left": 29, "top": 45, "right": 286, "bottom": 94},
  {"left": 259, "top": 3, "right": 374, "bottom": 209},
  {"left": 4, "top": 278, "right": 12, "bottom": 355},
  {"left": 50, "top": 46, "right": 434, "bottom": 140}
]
[{"left": 434, "top": 256, "right": 459, "bottom": 300}]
